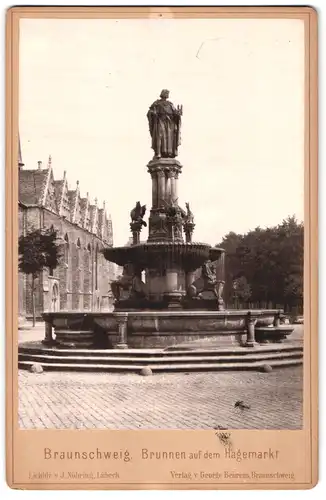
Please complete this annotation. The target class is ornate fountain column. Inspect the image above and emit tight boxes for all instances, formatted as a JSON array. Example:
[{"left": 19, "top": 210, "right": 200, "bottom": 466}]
[
  {"left": 165, "top": 172, "right": 171, "bottom": 200},
  {"left": 147, "top": 158, "right": 183, "bottom": 243},
  {"left": 164, "top": 268, "right": 183, "bottom": 308},
  {"left": 165, "top": 269, "right": 178, "bottom": 291},
  {"left": 183, "top": 221, "right": 195, "bottom": 243},
  {"left": 246, "top": 312, "right": 258, "bottom": 347},
  {"left": 157, "top": 169, "right": 166, "bottom": 208},
  {"left": 151, "top": 170, "right": 158, "bottom": 209},
  {"left": 130, "top": 220, "right": 143, "bottom": 245},
  {"left": 146, "top": 158, "right": 184, "bottom": 304},
  {"left": 115, "top": 312, "right": 128, "bottom": 349},
  {"left": 169, "top": 169, "right": 178, "bottom": 201}
]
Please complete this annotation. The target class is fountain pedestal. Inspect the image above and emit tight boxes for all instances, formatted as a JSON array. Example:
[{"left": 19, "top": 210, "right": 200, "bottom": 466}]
[{"left": 147, "top": 158, "right": 183, "bottom": 243}]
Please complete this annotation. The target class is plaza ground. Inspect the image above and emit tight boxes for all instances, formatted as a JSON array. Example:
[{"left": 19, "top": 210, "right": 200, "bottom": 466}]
[{"left": 18, "top": 322, "right": 303, "bottom": 430}]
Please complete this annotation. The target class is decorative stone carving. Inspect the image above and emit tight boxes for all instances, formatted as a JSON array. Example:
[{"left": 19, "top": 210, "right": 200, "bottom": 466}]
[
  {"left": 148, "top": 211, "right": 169, "bottom": 241},
  {"left": 130, "top": 202, "right": 147, "bottom": 244},
  {"left": 187, "top": 260, "right": 224, "bottom": 307},
  {"left": 147, "top": 89, "right": 182, "bottom": 159},
  {"left": 111, "top": 263, "right": 147, "bottom": 301},
  {"left": 160, "top": 199, "right": 185, "bottom": 242},
  {"left": 183, "top": 202, "right": 195, "bottom": 243},
  {"left": 215, "top": 280, "right": 225, "bottom": 311},
  {"left": 130, "top": 201, "right": 147, "bottom": 227},
  {"left": 185, "top": 202, "right": 194, "bottom": 223}
]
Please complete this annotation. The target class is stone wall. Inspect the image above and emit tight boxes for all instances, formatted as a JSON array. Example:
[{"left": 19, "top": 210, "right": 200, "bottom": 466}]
[{"left": 18, "top": 205, "right": 114, "bottom": 318}]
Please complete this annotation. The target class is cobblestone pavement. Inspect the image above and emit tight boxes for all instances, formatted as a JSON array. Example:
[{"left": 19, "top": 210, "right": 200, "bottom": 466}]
[
  {"left": 18, "top": 366, "right": 303, "bottom": 430},
  {"left": 18, "top": 323, "right": 45, "bottom": 343}
]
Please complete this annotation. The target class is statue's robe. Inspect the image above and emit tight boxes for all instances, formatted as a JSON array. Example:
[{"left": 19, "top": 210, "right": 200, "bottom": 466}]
[{"left": 147, "top": 99, "right": 181, "bottom": 158}]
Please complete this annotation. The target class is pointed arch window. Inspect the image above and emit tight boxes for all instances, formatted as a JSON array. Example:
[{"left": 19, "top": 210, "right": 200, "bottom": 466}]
[
  {"left": 95, "top": 244, "right": 99, "bottom": 290},
  {"left": 87, "top": 243, "right": 92, "bottom": 272},
  {"left": 64, "top": 233, "right": 69, "bottom": 266},
  {"left": 76, "top": 237, "right": 81, "bottom": 270},
  {"left": 49, "top": 225, "right": 55, "bottom": 276}
]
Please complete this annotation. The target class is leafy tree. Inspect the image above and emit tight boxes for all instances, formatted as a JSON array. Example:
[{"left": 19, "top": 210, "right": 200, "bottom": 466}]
[
  {"left": 18, "top": 228, "right": 61, "bottom": 326},
  {"left": 276, "top": 216, "right": 303, "bottom": 311},
  {"left": 216, "top": 216, "right": 303, "bottom": 312},
  {"left": 232, "top": 276, "right": 251, "bottom": 308},
  {"left": 218, "top": 231, "right": 243, "bottom": 305}
]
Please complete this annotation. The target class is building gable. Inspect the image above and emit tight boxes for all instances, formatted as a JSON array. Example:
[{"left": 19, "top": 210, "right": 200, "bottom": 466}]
[
  {"left": 43, "top": 168, "right": 58, "bottom": 213},
  {"left": 60, "top": 178, "right": 70, "bottom": 219}
]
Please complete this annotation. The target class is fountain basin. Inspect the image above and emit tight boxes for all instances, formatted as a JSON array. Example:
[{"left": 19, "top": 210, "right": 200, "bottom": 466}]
[
  {"left": 255, "top": 325, "right": 294, "bottom": 344},
  {"left": 42, "top": 309, "right": 287, "bottom": 349},
  {"left": 103, "top": 242, "right": 224, "bottom": 270}
]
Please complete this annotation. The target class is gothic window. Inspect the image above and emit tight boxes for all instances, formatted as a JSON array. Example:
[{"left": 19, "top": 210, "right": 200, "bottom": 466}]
[
  {"left": 49, "top": 225, "right": 55, "bottom": 276},
  {"left": 95, "top": 244, "right": 99, "bottom": 290},
  {"left": 87, "top": 243, "right": 92, "bottom": 271},
  {"left": 64, "top": 233, "right": 69, "bottom": 265},
  {"left": 52, "top": 283, "right": 59, "bottom": 312},
  {"left": 76, "top": 237, "right": 81, "bottom": 269}
]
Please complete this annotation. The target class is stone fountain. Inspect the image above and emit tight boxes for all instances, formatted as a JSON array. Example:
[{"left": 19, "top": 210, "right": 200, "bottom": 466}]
[
  {"left": 100, "top": 88, "right": 229, "bottom": 344},
  {"left": 19, "top": 89, "right": 300, "bottom": 371}
]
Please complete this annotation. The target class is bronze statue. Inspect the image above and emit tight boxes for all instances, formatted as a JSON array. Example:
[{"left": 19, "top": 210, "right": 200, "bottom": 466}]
[
  {"left": 162, "top": 197, "right": 179, "bottom": 218},
  {"left": 162, "top": 198, "right": 187, "bottom": 219},
  {"left": 111, "top": 263, "right": 147, "bottom": 301},
  {"left": 147, "top": 89, "right": 182, "bottom": 159},
  {"left": 187, "top": 260, "right": 220, "bottom": 299},
  {"left": 185, "top": 202, "right": 194, "bottom": 223},
  {"left": 130, "top": 201, "right": 147, "bottom": 227}
]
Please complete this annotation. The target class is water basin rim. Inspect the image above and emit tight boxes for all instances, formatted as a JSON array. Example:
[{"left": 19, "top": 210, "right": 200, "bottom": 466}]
[
  {"left": 43, "top": 309, "right": 284, "bottom": 319},
  {"left": 104, "top": 243, "right": 225, "bottom": 251}
]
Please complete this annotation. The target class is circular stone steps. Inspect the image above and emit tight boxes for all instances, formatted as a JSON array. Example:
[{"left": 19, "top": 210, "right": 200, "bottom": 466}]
[{"left": 18, "top": 341, "right": 303, "bottom": 373}]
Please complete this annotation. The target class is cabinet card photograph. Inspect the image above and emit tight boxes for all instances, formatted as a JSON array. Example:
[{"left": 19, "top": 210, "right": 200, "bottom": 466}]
[{"left": 6, "top": 5, "right": 318, "bottom": 490}]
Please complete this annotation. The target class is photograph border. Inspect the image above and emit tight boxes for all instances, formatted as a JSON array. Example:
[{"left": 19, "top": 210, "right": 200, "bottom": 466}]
[{"left": 6, "top": 5, "right": 318, "bottom": 490}]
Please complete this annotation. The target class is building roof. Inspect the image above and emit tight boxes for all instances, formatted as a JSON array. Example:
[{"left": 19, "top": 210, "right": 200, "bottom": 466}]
[
  {"left": 54, "top": 179, "right": 65, "bottom": 209},
  {"left": 18, "top": 155, "right": 113, "bottom": 243},
  {"left": 19, "top": 168, "right": 49, "bottom": 205}
]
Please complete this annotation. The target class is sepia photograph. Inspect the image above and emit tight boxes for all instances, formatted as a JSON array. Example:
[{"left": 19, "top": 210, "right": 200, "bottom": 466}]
[{"left": 17, "top": 15, "right": 305, "bottom": 433}]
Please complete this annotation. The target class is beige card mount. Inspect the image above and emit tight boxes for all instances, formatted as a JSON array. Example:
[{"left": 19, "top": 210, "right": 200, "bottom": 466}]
[{"left": 6, "top": 6, "right": 318, "bottom": 490}]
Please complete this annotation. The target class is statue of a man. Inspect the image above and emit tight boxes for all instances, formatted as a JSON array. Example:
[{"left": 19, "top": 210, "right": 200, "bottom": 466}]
[{"left": 147, "top": 89, "right": 182, "bottom": 159}]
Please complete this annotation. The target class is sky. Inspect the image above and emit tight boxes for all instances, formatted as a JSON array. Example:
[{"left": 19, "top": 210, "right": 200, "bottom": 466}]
[{"left": 19, "top": 18, "right": 304, "bottom": 247}]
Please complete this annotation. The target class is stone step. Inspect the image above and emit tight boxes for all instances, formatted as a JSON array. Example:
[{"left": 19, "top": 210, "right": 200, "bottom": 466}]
[
  {"left": 18, "top": 350, "right": 303, "bottom": 365},
  {"left": 18, "top": 358, "right": 302, "bottom": 373},
  {"left": 19, "top": 343, "right": 303, "bottom": 358}
]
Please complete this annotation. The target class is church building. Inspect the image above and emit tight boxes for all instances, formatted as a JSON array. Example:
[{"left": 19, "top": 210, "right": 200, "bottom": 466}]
[{"left": 18, "top": 148, "right": 115, "bottom": 320}]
